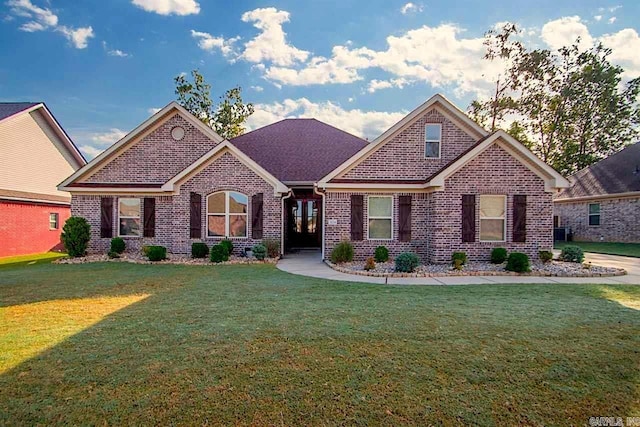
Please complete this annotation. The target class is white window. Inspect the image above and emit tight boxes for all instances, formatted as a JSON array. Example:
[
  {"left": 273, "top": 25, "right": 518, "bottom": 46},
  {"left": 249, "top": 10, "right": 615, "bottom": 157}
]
[
  {"left": 207, "top": 191, "right": 248, "bottom": 238},
  {"left": 425, "top": 123, "right": 441, "bottom": 158},
  {"left": 368, "top": 196, "right": 393, "bottom": 240},
  {"left": 588, "top": 203, "right": 600, "bottom": 226},
  {"left": 479, "top": 195, "right": 506, "bottom": 241},
  {"left": 49, "top": 213, "right": 59, "bottom": 230},
  {"left": 118, "top": 198, "right": 141, "bottom": 237}
]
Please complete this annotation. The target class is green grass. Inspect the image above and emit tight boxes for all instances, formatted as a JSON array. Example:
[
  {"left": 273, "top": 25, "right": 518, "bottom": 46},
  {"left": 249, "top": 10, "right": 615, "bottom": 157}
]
[
  {"left": 0, "top": 251, "right": 66, "bottom": 268},
  {"left": 1, "top": 263, "right": 639, "bottom": 425},
  {"left": 555, "top": 241, "right": 640, "bottom": 258}
]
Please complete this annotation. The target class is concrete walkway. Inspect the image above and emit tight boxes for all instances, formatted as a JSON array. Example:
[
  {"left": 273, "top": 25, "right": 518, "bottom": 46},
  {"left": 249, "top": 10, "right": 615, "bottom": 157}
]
[{"left": 276, "top": 250, "right": 640, "bottom": 285}]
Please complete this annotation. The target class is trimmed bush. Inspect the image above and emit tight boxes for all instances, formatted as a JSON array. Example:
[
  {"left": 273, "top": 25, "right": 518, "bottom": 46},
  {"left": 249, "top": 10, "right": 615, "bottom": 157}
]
[
  {"left": 451, "top": 251, "right": 467, "bottom": 266},
  {"left": 61, "top": 216, "right": 91, "bottom": 258},
  {"left": 110, "top": 237, "right": 126, "bottom": 254},
  {"left": 252, "top": 244, "right": 267, "bottom": 260},
  {"left": 107, "top": 250, "right": 120, "bottom": 259},
  {"left": 210, "top": 244, "right": 229, "bottom": 263},
  {"left": 364, "top": 257, "right": 376, "bottom": 271},
  {"left": 330, "top": 240, "right": 354, "bottom": 264},
  {"left": 374, "top": 246, "right": 389, "bottom": 263},
  {"left": 490, "top": 247, "right": 508, "bottom": 264},
  {"left": 395, "top": 252, "right": 420, "bottom": 273},
  {"left": 141, "top": 245, "right": 151, "bottom": 256},
  {"left": 506, "top": 252, "right": 530, "bottom": 273},
  {"left": 453, "top": 259, "right": 464, "bottom": 271},
  {"left": 263, "top": 238, "right": 280, "bottom": 258},
  {"left": 191, "top": 242, "right": 209, "bottom": 258},
  {"left": 560, "top": 245, "right": 584, "bottom": 263},
  {"left": 539, "top": 250, "right": 553, "bottom": 263},
  {"left": 146, "top": 245, "right": 167, "bottom": 261},
  {"left": 220, "top": 239, "right": 234, "bottom": 255}
]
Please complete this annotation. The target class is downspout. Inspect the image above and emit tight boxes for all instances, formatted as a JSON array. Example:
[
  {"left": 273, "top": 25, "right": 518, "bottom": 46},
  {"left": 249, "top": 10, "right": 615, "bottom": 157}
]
[
  {"left": 314, "top": 184, "right": 326, "bottom": 260},
  {"left": 280, "top": 189, "right": 293, "bottom": 258}
]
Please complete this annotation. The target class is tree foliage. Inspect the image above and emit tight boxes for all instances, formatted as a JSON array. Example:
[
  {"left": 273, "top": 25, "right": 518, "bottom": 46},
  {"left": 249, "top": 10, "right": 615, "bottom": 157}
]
[
  {"left": 174, "top": 69, "right": 254, "bottom": 139},
  {"left": 470, "top": 24, "right": 640, "bottom": 175}
]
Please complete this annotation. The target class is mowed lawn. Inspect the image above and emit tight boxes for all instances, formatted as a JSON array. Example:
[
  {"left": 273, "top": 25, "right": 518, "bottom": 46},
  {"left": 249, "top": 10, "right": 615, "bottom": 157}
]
[
  {"left": 555, "top": 241, "right": 640, "bottom": 258},
  {"left": 1, "top": 263, "right": 639, "bottom": 425}
]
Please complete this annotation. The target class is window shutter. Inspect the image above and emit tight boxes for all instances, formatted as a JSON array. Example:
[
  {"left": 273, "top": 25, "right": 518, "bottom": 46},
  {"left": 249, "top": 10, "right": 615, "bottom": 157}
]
[
  {"left": 462, "top": 195, "right": 476, "bottom": 243},
  {"left": 350, "top": 195, "right": 363, "bottom": 241},
  {"left": 190, "top": 192, "right": 202, "bottom": 238},
  {"left": 513, "top": 195, "right": 527, "bottom": 242},
  {"left": 100, "top": 197, "right": 113, "bottom": 238},
  {"left": 143, "top": 198, "right": 156, "bottom": 238},
  {"left": 252, "top": 193, "right": 264, "bottom": 239},
  {"left": 399, "top": 195, "right": 412, "bottom": 242}
]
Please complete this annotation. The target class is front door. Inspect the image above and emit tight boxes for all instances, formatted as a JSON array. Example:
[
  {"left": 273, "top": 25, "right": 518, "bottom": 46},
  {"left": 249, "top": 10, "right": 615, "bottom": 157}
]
[{"left": 288, "top": 198, "right": 321, "bottom": 248}]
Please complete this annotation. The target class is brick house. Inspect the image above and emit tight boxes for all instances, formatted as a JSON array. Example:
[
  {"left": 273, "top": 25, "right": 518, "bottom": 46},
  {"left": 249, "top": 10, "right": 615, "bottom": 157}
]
[
  {"left": 59, "top": 95, "right": 569, "bottom": 263},
  {"left": 553, "top": 142, "right": 640, "bottom": 243},
  {"left": 0, "top": 103, "right": 85, "bottom": 257}
]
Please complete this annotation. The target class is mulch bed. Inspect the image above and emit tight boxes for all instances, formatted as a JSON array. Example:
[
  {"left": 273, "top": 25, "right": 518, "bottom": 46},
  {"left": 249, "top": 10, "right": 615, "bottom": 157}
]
[{"left": 54, "top": 253, "right": 279, "bottom": 265}]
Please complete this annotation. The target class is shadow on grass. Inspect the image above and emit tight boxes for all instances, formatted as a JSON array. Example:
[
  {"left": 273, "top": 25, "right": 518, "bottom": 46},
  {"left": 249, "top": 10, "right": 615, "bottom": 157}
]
[{"left": 1, "top": 262, "right": 639, "bottom": 425}]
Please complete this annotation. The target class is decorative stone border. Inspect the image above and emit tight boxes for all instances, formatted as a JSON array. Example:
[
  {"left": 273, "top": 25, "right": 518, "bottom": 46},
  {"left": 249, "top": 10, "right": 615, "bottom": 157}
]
[
  {"left": 325, "top": 260, "right": 627, "bottom": 278},
  {"left": 54, "top": 254, "right": 279, "bottom": 266}
]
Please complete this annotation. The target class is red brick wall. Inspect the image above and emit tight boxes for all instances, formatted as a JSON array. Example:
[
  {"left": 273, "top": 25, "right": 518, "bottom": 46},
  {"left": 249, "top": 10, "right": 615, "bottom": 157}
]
[{"left": 0, "top": 201, "right": 69, "bottom": 257}]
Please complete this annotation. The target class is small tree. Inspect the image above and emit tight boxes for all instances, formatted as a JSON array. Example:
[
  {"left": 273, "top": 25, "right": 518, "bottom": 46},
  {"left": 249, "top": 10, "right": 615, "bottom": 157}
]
[{"left": 61, "top": 217, "right": 91, "bottom": 257}]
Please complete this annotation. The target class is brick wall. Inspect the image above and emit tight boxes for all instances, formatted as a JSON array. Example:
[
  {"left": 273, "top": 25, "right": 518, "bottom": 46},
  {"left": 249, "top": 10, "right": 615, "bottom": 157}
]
[{"left": 554, "top": 197, "right": 640, "bottom": 243}]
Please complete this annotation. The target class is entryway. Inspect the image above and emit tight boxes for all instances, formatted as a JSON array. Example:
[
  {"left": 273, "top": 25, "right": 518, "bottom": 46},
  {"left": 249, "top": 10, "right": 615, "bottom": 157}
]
[{"left": 285, "top": 189, "right": 322, "bottom": 252}]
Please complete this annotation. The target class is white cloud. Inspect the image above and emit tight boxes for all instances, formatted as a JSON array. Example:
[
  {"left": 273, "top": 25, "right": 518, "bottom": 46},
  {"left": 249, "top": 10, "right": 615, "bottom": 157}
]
[
  {"left": 246, "top": 98, "right": 405, "bottom": 140},
  {"left": 400, "top": 2, "right": 423, "bottom": 14},
  {"left": 608, "top": 17, "right": 617, "bottom": 24},
  {"left": 190, "top": 30, "right": 239, "bottom": 57},
  {"left": 367, "top": 79, "right": 393, "bottom": 93},
  {"left": 108, "top": 49, "right": 130, "bottom": 57},
  {"left": 250, "top": 85, "right": 264, "bottom": 92},
  {"left": 78, "top": 145, "right": 104, "bottom": 159},
  {"left": 594, "top": 15, "right": 603, "bottom": 22},
  {"left": 600, "top": 28, "right": 640, "bottom": 79},
  {"left": 57, "top": 25, "right": 94, "bottom": 49},
  {"left": 90, "top": 128, "right": 128, "bottom": 145},
  {"left": 148, "top": 107, "right": 162, "bottom": 115},
  {"left": 540, "top": 16, "right": 593, "bottom": 51},
  {"left": 131, "top": 0, "right": 200, "bottom": 16}
]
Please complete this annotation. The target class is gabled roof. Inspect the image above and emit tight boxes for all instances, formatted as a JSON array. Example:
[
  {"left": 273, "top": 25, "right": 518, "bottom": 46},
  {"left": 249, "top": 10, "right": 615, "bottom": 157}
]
[
  {"left": 555, "top": 142, "right": 640, "bottom": 201},
  {"left": 0, "top": 102, "right": 39, "bottom": 121},
  {"left": 231, "top": 118, "right": 368, "bottom": 183}
]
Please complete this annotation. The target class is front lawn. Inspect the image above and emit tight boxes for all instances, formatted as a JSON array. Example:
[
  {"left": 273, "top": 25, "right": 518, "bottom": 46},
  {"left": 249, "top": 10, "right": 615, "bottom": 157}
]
[
  {"left": 1, "top": 263, "right": 639, "bottom": 425},
  {"left": 555, "top": 241, "right": 640, "bottom": 258},
  {"left": 0, "top": 251, "right": 66, "bottom": 268}
]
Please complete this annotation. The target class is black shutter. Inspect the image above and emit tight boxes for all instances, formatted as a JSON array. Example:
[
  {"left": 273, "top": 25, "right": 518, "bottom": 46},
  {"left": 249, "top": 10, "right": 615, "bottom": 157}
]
[
  {"left": 100, "top": 197, "right": 113, "bottom": 238},
  {"left": 143, "top": 198, "right": 156, "bottom": 238},
  {"left": 190, "top": 192, "right": 202, "bottom": 238},
  {"left": 513, "top": 195, "right": 527, "bottom": 242},
  {"left": 350, "top": 195, "right": 363, "bottom": 241},
  {"left": 399, "top": 195, "right": 412, "bottom": 242},
  {"left": 252, "top": 193, "right": 264, "bottom": 239},
  {"left": 462, "top": 195, "right": 476, "bottom": 243}
]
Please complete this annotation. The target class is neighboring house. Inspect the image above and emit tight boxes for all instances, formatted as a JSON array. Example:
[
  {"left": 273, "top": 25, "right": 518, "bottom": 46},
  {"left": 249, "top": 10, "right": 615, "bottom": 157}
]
[
  {"left": 0, "top": 103, "right": 86, "bottom": 257},
  {"left": 59, "top": 94, "right": 569, "bottom": 263},
  {"left": 554, "top": 142, "right": 640, "bottom": 243}
]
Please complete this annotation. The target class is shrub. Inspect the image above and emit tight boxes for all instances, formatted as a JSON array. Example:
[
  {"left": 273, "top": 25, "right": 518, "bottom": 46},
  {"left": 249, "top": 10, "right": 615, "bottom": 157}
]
[
  {"left": 61, "top": 216, "right": 91, "bottom": 257},
  {"left": 107, "top": 250, "right": 120, "bottom": 259},
  {"left": 330, "top": 240, "right": 354, "bottom": 264},
  {"left": 141, "top": 245, "right": 151, "bottom": 256},
  {"left": 374, "top": 246, "right": 389, "bottom": 263},
  {"left": 539, "top": 250, "right": 553, "bottom": 263},
  {"left": 191, "top": 242, "right": 209, "bottom": 258},
  {"left": 453, "top": 259, "right": 464, "bottom": 271},
  {"left": 506, "top": 252, "right": 530, "bottom": 273},
  {"left": 490, "top": 247, "right": 508, "bottom": 264},
  {"left": 364, "top": 257, "right": 376, "bottom": 271},
  {"left": 451, "top": 251, "right": 467, "bottom": 266},
  {"left": 560, "top": 245, "right": 584, "bottom": 263},
  {"left": 110, "top": 237, "right": 126, "bottom": 254},
  {"left": 395, "top": 252, "right": 420, "bottom": 273},
  {"left": 252, "top": 244, "right": 267, "bottom": 260},
  {"left": 210, "top": 244, "right": 229, "bottom": 263},
  {"left": 220, "top": 239, "right": 234, "bottom": 255},
  {"left": 263, "top": 238, "right": 280, "bottom": 258},
  {"left": 146, "top": 245, "right": 167, "bottom": 261}
]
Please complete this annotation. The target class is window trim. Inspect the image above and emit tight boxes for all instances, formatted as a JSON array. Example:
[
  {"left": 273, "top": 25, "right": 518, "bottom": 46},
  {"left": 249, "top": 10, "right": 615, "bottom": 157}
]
[
  {"left": 206, "top": 191, "right": 249, "bottom": 239},
  {"left": 479, "top": 194, "right": 507, "bottom": 243},
  {"left": 424, "top": 123, "right": 442, "bottom": 159},
  {"left": 367, "top": 195, "right": 393, "bottom": 241},
  {"left": 118, "top": 198, "right": 142, "bottom": 238},
  {"left": 588, "top": 203, "right": 601, "bottom": 227},
  {"left": 49, "top": 212, "right": 59, "bottom": 230}
]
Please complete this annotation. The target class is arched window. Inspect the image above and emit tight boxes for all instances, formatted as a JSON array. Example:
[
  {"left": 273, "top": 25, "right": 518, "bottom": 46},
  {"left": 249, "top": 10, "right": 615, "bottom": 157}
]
[{"left": 207, "top": 191, "right": 248, "bottom": 238}]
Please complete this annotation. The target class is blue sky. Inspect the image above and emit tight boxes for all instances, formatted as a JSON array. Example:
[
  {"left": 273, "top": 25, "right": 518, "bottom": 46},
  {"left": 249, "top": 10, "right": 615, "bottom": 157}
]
[{"left": 2, "top": 0, "right": 639, "bottom": 159}]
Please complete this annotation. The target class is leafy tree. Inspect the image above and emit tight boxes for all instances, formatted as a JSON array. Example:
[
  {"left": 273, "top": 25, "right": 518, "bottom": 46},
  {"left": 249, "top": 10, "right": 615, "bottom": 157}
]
[{"left": 174, "top": 69, "right": 254, "bottom": 139}]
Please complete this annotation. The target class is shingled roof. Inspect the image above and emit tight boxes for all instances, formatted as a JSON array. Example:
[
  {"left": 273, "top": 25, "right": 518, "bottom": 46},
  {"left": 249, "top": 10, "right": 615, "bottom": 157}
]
[
  {"left": 556, "top": 142, "right": 640, "bottom": 199},
  {"left": 0, "top": 102, "right": 39, "bottom": 121},
  {"left": 231, "top": 118, "right": 369, "bottom": 183}
]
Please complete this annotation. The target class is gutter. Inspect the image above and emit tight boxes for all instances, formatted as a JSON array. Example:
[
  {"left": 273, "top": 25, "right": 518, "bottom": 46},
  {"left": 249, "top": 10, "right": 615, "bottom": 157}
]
[{"left": 314, "top": 184, "right": 326, "bottom": 260}]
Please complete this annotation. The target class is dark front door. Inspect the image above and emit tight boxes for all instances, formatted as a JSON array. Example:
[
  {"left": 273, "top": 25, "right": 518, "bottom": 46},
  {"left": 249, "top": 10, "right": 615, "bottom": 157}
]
[{"left": 288, "top": 198, "right": 321, "bottom": 249}]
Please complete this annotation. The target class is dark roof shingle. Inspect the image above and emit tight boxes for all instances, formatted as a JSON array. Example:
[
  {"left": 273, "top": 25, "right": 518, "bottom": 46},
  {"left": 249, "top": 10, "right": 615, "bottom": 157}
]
[
  {"left": 231, "top": 118, "right": 369, "bottom": 182},
  {"left": 556, "top": 142, "right": 640, "bottom": 199},
  {"left": 0, "top": 102, "right": 39, "bottom": 121}
]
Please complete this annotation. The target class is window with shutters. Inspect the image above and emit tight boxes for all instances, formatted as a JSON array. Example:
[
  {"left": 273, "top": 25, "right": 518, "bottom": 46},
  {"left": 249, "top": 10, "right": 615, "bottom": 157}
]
[
  {"left": 479, "top": 195, "right": 506, "bottom": 242},
  {"left": 368, "top": 196, "right": 393, "bottom": 240},
  {"left": 424, "top": 124, "right": 441, "bottom": 158},
  {"left": 588, "top": 203, "right": 600, "bottom": 226},
  {"left": 207, "top": 191, "right": 248, "bottom": 238},
  {"left": 118, "top": 198, "right": 141, "bottom": 237}
]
